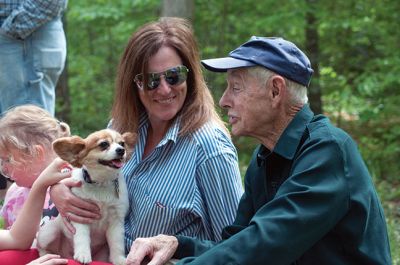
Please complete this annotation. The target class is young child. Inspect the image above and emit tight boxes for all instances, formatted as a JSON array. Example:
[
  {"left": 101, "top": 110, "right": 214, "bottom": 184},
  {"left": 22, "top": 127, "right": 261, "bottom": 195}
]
[
  {"left": 0, "top": 105, "right": 117, "bottom": 265},
  {"left": 0, "top": 105, "right": 71, "bottom": 229},
  {"left": 0, "top": 158, "right": 70, "bottom": 264},
  {"left": 0, "top": 105, "right": 73, "bottom": 264}
]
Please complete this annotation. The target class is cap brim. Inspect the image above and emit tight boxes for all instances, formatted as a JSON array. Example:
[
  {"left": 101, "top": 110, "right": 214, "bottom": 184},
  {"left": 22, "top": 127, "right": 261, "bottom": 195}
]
[{"left": 201, "top": 57, "right": 257, "bottom": 72}]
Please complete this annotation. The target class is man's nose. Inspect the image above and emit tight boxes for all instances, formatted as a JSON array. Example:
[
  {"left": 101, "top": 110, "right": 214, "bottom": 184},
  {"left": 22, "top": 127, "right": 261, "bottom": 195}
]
[{"left": 219, "top": 89, "right": 230, "bottom": 109}]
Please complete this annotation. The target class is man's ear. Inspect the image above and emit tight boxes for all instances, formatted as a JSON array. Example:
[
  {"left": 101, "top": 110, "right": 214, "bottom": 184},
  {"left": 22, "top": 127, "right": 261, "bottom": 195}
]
[
  {"left": 269, "top": 75, "right": 286, "bottom": 105},
  {"left": 52, "top": 136, "right": 86, "bottom": 167}
]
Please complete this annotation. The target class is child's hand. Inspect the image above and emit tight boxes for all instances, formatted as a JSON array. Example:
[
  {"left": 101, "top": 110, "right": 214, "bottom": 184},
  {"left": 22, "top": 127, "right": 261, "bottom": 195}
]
[
  {"left": 33, "top": 158, "right": 72, "bottom": 191},
  {"left": 26, "top": 254, "right": 68, "bottom": 264}
]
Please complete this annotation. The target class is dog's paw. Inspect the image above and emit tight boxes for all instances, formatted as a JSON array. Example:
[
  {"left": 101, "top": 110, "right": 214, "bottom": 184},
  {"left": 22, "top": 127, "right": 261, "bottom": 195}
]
[
  {"left": 110, "top": 255, "right": 126, "bottom": 265},
  {"left": 74, "top": 251, "right": 92, "bottom": 264}
]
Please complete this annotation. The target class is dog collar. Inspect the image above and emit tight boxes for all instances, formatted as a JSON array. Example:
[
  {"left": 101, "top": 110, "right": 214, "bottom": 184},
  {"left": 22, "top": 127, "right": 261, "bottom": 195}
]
[
  {"left": 82, "top": 168, "right": 120, "bottom": 198},
  {"left": 82, "top": 168, "right": 95, "bottom": 183}
]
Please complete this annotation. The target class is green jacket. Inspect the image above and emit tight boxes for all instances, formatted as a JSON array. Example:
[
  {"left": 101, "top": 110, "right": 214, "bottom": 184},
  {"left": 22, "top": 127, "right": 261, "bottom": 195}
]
[{"left": 174, "top": 105, "right": 392, "bottom": 265}]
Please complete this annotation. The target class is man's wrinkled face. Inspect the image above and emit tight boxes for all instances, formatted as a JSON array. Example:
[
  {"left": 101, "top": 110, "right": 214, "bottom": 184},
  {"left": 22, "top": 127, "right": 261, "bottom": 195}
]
[{"left": 219, "top": 68, "right": 272, "bottom": 138}]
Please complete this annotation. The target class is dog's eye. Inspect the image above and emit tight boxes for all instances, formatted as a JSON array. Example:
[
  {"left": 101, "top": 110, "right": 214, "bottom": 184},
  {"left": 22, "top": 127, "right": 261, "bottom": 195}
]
[
  {"left": 99, "top": 141, "right": 109, "bottom": 150},
  {"left": 119, "top": 141, "right": 125, "bottom": 147}
]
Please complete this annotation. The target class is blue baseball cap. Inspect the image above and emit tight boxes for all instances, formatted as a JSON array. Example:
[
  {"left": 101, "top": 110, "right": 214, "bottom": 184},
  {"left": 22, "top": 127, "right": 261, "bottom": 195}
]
[{"left": 201, "top": 36, "right": 314, "bottom": 87}]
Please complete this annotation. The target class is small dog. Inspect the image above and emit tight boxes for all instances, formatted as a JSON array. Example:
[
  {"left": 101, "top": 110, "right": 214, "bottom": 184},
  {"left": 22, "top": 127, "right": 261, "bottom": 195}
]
[{"left": 37, "top": 129, "right": 137, "bottom": 265}]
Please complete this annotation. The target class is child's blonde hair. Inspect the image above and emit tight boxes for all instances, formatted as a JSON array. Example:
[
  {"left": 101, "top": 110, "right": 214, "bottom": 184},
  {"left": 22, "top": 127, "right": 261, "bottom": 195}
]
[{"left": 0, "top": 105, "right": 70, "bottom": 164}]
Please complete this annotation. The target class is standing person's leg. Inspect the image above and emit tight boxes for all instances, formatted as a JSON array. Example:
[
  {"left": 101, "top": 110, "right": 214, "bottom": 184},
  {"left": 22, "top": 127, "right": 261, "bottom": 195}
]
[
  {"left": 0, "top": 32, "right": 26, "bottom": 194},
  {"left": 0, "top": 32, "right": 27, "bottom": 116},
  {"left": 0, "top": 18, "right": 66, "bottom": 117},
  {"left": 29, "top": 18, "right": 67, "bottom": 116}
]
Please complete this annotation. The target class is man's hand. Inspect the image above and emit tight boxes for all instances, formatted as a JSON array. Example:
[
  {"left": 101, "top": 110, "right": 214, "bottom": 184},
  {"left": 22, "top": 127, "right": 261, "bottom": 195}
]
[{"left": 126, "top": 234, "right": 178, "bottom": 265}]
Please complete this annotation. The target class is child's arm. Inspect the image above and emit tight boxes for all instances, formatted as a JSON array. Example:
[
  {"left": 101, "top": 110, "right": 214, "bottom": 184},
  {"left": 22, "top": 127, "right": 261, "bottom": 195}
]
[{"left": 0, "top": 158, "right": 71, "bottom": 250}]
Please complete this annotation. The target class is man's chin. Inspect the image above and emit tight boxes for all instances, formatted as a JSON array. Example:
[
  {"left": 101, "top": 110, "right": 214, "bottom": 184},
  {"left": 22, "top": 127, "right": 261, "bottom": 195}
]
[{"left": 230, "top": 127, "right": 242, "bottom": 137}]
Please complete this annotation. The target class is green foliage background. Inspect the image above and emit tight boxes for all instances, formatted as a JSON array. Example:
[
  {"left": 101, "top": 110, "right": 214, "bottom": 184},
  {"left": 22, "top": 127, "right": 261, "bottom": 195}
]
[{"left": 59, "top": 0, "right": 399, "bottom": 262}]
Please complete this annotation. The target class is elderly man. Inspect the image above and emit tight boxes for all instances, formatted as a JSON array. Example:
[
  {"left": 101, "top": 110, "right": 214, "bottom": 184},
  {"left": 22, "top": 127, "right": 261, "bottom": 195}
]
[{"left": 126, "top": 37, "right": 392, "bottom": 265}]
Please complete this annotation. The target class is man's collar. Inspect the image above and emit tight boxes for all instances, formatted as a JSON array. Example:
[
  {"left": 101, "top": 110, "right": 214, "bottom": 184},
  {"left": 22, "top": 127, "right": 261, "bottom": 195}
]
[{"left": 271, "top": 104, "right": 314, "bottom": 160}]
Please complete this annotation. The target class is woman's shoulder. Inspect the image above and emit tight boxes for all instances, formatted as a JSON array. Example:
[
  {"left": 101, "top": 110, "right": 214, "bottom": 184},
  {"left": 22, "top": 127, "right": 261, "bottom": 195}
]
[
  {"left": 188, "top": 121, "right": 236, "bottom": 156},
  {"left": 191, "top": 120, "right": 229, "bottom": 141}
]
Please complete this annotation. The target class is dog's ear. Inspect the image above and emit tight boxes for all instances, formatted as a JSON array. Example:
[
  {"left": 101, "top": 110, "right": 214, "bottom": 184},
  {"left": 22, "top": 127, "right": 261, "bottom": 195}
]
[
  {"left": 122, "top": 132, "right": 138, "bottom": 160},
  {"left": 53, "top": 136, "right": 86, "bottom": 167},
  {"left": 122, "top": 132, "right": 138, "bottom": 147}
]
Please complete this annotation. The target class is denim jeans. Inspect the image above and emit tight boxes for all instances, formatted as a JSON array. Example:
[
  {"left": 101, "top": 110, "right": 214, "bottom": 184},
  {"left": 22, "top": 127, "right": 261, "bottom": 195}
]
[{"left": 0, "top": 18, "right": 66, "bottom": 116}]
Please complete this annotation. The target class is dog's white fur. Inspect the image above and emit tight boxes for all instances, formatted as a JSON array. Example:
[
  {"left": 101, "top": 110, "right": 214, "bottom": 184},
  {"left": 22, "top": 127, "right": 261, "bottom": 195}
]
[{"left": 37, "top": 129, "right": 137, "bottom": 265}]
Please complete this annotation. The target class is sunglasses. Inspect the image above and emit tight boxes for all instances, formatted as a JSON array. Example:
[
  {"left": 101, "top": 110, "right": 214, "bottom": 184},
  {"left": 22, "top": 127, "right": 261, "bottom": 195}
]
[{"left": 134, "top": 65, "right": 189, "bottom": 90}]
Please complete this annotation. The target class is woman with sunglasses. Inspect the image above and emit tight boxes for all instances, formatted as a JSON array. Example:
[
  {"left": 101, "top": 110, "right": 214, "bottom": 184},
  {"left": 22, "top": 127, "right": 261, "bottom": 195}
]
[{"left": 49, "top": 17, "right": 243, "bottom": 260}]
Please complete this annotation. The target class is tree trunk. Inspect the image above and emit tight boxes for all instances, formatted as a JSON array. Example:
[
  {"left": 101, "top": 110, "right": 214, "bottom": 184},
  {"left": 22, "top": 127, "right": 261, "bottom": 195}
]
[
  {"left": 55, "top": 15, "right": 71, "bottom": 123},
  {"left": 305, "top": 0, "right": 323, "bottom": 114},
  {"left": 161, "top": 0, "right": 194, "bottom": 20}
]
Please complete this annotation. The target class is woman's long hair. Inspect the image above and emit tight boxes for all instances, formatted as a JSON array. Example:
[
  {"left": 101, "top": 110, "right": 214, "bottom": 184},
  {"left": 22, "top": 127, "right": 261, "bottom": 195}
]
[{"left": 111, "top": 17, "right": 227, "bottom": 136}]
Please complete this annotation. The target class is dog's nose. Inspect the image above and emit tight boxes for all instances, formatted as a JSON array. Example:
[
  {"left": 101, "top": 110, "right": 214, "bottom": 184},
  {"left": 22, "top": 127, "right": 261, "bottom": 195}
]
[{"left": 116, "top": 148, "right": 125, "bottom": 156}]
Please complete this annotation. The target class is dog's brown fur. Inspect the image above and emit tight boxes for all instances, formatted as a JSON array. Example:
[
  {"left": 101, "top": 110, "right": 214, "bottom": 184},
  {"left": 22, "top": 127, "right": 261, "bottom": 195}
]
[{"left": 37, "top": 129, "right": 137, "bottom": 265}]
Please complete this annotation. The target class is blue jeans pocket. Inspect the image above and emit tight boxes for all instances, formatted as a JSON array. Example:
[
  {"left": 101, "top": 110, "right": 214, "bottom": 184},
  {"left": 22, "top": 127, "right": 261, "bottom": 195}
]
[
  {"left": 30, "top": 48, "right": 63, "bottom": 87},
  {"left": 39, "top": 48, "right": 64, "bottom": 71}
]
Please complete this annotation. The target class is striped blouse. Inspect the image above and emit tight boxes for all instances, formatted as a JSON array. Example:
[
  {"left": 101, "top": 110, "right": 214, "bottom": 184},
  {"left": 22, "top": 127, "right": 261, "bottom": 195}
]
[{"left": 123, "top": 115, "right": 243, "bottom": 253}]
